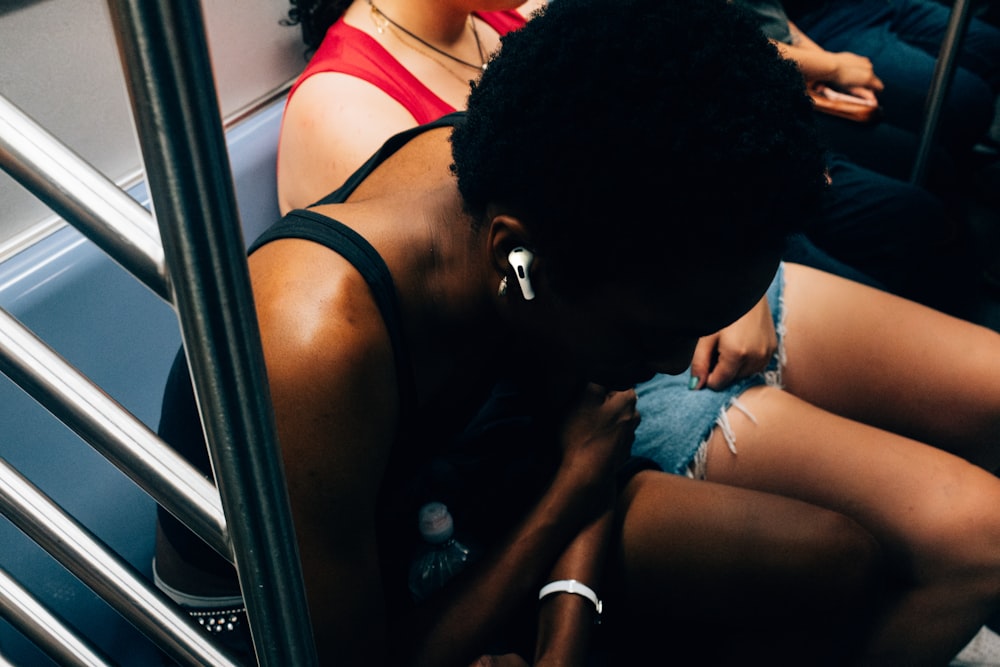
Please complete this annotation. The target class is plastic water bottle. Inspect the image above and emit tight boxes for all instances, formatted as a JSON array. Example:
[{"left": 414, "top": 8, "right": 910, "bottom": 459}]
[{"left": 408, "top": 502, "right": 471, "bottom": 601}]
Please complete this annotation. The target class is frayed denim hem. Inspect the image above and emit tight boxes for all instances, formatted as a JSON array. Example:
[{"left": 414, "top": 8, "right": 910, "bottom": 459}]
[{"left": 685, "top": 273, "right": 788, "bottom": 480}]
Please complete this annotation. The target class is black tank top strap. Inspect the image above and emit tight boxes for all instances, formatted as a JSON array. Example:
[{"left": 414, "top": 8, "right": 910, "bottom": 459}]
[
  {"left": 250, "top": 210, "right": 417, "bottom": 423},
  {"left": 244, "top": 113, "right": 465, "bottom": 421},
  {"left": 311, "top": 112, "right": 465, "bottom": 207}
]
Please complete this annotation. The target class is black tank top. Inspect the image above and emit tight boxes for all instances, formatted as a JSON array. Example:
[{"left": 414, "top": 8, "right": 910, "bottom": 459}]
[{"left": 155, "top": 114, "right": 465, "bottom": 592}]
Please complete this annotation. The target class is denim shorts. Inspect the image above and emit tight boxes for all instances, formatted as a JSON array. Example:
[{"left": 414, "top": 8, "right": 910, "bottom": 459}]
[{"left": 631, "top": 264, "right": 786, "bottom": 478}]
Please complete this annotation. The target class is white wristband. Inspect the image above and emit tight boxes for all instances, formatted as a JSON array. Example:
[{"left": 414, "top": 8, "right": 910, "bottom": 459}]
[{"left": 538, "top": 579, "right": 602, "bottom": 617}]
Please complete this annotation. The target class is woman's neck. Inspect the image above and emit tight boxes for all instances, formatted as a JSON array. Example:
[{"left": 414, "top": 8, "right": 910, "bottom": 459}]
[
  {"left": 359, "top": 0, "right": 477, "bottom": 45},
  {"left": 346, "top": 0, "right": 492, "bottom": 83},
  {"left": 343, "top": 180, "right": 505, "bottom": 404}
]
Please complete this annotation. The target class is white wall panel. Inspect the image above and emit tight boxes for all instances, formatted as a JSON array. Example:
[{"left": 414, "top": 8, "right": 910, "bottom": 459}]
[{"left": 0, "top": 0, "right": 304, "bottom": 253}]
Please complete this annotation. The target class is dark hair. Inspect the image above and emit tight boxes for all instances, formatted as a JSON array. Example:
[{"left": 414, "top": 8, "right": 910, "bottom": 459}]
[
  {"left": 451, "top": 0, "right": 827, "bottom": 297},
  {"left": 285, "top": 0, "right": 351, "bottom": 52}
]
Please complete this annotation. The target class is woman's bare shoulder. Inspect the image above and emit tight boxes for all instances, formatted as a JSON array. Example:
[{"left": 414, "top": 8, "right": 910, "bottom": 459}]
[
  {"left": 248, "top": 237, "right": 398, "bottom": 385},
  {"left": 278, "top": 73, "right": 419, "bottom": 214}
]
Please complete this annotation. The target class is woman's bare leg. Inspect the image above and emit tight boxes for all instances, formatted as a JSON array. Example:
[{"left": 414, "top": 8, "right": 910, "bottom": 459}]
[
  {"left": 701, "top": 385, "right": 1000, "bottom": 664},
  {"left": 611, "top": 470, "right": 882, "bottom": 665},
  {"left": 780, "top": 262, "right": 1000, "bottom": 469},
  {"left": 759, "top": 262, "right": 1000, "bottom": 661}
]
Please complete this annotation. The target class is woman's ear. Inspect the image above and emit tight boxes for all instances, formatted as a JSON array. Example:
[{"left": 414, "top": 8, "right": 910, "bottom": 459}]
[
  {"left": 487, "top": 214, "right": 533, "bottom": 273},
  {"left": 487, "top": 214, "right": 540, "bottom": 301}
]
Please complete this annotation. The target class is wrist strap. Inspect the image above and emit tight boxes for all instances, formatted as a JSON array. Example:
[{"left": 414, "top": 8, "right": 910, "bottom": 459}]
[{"left": 538, "top": 579, "right": 602, "bottom": 618}]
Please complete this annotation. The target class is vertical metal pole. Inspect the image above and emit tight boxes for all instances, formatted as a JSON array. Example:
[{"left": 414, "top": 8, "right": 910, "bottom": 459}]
[
  {"left": 910, "top": 0, "right": 973, "bottom": 186},
  {"left": 103, "top": 2, "right": 317, "bottom": 665}
]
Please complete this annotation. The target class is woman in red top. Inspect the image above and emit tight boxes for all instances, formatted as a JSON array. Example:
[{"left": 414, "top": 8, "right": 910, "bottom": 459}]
[{"left": 278, "top": 0, "right": 544, "bottom": 214}]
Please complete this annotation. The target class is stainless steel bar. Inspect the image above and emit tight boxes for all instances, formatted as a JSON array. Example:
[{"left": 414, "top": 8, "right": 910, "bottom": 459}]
[
  {"left": 0, "top": 566, "right": 115, "bottom": 667},
  {"left": 0, "top": 95, "right": 170, "bottom": 303},
  {"left": 910, "top": 0, "right": 974, "bottom": 185},
  {"left": 0, "top": 305, "right": 229, "bottom": 560},
  {"left": 0, "top": 457, "right": 241, "bottom": 667},
  {"left": 105, "top": 2, "right": 317, "bottom": 666}
]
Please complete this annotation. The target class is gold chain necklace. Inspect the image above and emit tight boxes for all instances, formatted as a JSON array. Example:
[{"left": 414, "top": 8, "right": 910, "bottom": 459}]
[{"left": 368, "top": 0, "right": 487, "bottom": 73}]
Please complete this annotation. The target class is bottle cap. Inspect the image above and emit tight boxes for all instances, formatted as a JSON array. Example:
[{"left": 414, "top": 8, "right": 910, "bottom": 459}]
[{"left": 417, "top": 502, "right": 454, "bottom": 544}]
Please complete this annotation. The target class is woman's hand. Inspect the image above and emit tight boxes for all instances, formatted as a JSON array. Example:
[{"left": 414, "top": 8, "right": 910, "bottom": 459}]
[
  {"left": 775, "top": 25, "right": 884, "bottom": 100},
  {"left": 689, "top": 296, "right": 776, "bottom": 391},
  {"left": 828, "top": 51, "right": 884, "bottom": 95},
  {"left": 557, "top": 383, "right": 638, "bottom": 490}
]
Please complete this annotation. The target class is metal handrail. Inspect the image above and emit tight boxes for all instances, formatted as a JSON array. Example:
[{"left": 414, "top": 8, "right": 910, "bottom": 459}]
[
  {"left": 0, "top": 566, "right": 115, "bottom": 667},
  {"left": 0, "top": 95, "right": 170, "bottom": 303},
  {"left": 0, "top": 457, "right": 241, "bottom": 667},
  {"left": 106, "top": 1, "right": 317, "bottom": 665},
  {"left": 0, "top": 305, "right": 229, "bottom": 560},
  {"left": 0, "top": 1, "right": 316, "bottom": 664}
]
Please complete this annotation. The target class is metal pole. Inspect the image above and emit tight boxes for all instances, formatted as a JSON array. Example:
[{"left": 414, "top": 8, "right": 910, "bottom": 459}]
[
  {"left": 0, "top": 305, "right": 229, "bottom": 560},
  {"left": 910, "top": 0, "right": 973, "bottom": 186},
  {"left": 0, "top": 458, "right": 242, "bottom": 667},
  {"left": 0, "top": 94, "right": 169, "bottom": 303},
  {"left": 0, "top": 567, "right": 115, "bottom": 667},
  {"left": 104, "top": 2, "right": 317, "bottom": 665}
]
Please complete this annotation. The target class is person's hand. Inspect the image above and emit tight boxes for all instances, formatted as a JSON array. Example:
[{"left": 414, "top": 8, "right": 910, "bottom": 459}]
[
  {"left": 689, "top": 297, "right": 775, "bottom": 391},
  {"left": 468, "top": 654, "right": 530, "bottom": 667},
  {"left": 829, "top": 51, "right": 884, "bottom": 94},
  {"left": 557, "top": 382, "right": 638, "bottom": 487}
]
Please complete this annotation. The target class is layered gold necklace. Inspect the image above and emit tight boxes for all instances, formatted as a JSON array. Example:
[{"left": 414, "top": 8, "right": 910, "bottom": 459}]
[{"left": 368, "top": 0, "right": 488, "bottom": 80}]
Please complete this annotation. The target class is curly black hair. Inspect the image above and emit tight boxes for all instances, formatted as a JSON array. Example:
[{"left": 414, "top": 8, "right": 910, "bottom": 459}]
[
  {"left": 451, "top": 0, "right": 827, "bottom": 298},
  {"left": 285, "top": 0, "right": 351, "bottom": 53}
]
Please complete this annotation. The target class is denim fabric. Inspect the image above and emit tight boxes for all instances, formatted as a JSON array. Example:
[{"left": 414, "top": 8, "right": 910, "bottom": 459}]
[
  {"left": 791, "top": 0, "right": 1000, "bottom": 152},
  {"left": 809, "top": 152, "right": 959, "bottom": 303},
  {"left": 631, "top": 264, "right": 786, "bottom": 476}
]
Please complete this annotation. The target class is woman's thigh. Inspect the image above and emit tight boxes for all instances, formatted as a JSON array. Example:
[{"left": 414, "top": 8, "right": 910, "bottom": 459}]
[
  {"left": 777, "top": 262, "right": 1000, "bottom": 467},
  {"left": 700, "top": 385, "right": 1000, "bottom": 578},
  {"left": 696, "top": 385, "right": 1000, "bottom": 664},
  {"left": 612, "top": 469, "right": 880, "bottom": 663}
]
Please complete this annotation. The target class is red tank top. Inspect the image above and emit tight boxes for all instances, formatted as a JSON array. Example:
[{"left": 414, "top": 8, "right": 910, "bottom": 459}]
[{"left": 287, "top": 11, "right": 527, "bottom": 124}]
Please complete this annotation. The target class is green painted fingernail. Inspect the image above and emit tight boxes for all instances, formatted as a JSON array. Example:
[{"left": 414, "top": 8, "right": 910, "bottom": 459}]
[{"left": 688, "top": 375, "right": 699, "bottom": 390}]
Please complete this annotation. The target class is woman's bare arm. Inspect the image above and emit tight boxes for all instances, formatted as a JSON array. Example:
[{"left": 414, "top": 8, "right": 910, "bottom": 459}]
[
  {"left": 404, "top": 385, "right": 637, "bottom": 667},
  {"left": 533, "top": 508, "right": 614, "bottom": 666}
]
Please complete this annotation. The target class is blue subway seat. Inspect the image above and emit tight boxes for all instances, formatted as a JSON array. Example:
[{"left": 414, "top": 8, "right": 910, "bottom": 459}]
[{"left": 0, "top": 97, "right": 285, "bottom": 666}]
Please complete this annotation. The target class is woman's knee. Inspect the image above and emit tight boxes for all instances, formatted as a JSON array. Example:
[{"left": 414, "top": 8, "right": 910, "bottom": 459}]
[
  {"left": 903, "top": 465, "right": 1000, "bottom": 588},
  {"left": 798, "top": 509, "right": 884, "bottom": 609}
]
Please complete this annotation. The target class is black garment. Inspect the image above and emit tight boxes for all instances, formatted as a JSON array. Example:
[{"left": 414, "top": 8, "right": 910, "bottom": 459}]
[
  {"left": 156, "top": 115, "right": 460, "bottom": 608},
  {"left": 155, "top": 209, "right": 422, "bottom": 585}
]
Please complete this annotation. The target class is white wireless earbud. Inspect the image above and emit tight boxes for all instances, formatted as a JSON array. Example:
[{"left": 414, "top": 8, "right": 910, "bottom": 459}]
[{"left": 508, "top": 247, "right": 535, "bottom": 301}]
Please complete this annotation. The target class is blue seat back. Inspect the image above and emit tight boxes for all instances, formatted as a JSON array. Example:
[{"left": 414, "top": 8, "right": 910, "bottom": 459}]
[{"left": 0, "top": 97, "right": 285, "bottom": 665}]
